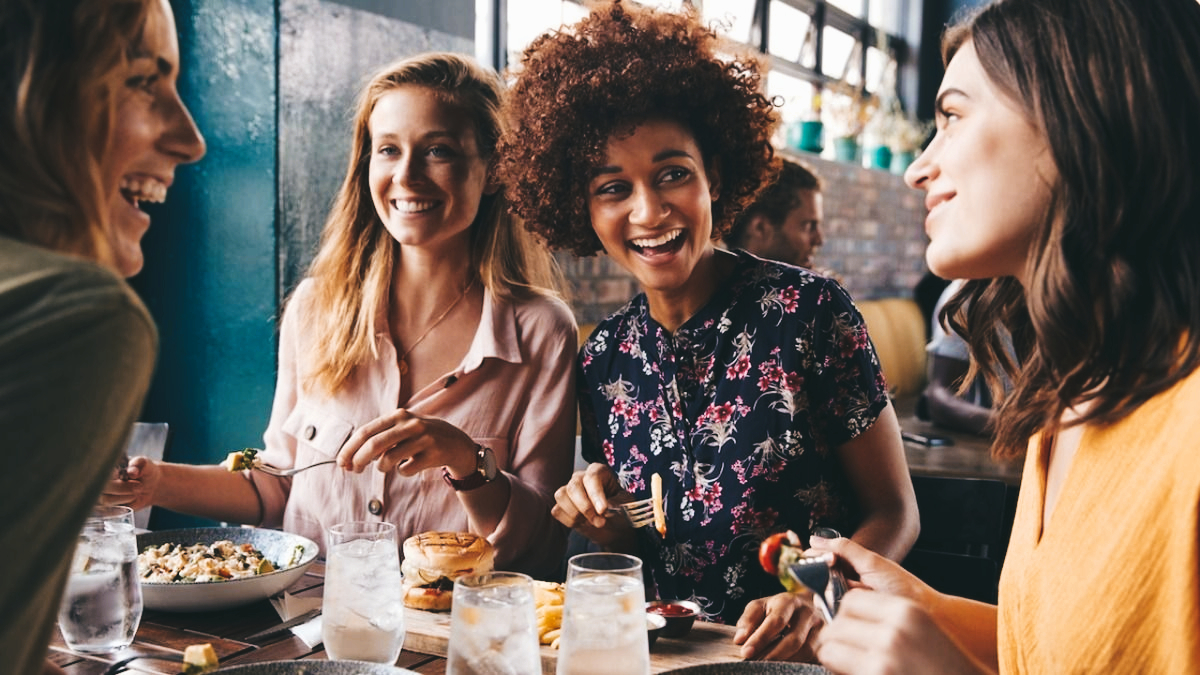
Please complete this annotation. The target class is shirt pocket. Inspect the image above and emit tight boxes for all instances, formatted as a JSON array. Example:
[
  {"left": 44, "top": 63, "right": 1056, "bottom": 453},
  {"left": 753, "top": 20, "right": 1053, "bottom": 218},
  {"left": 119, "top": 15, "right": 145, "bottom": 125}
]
[{"left": 281, "top": 405, "right": 355, "bottom": 461}]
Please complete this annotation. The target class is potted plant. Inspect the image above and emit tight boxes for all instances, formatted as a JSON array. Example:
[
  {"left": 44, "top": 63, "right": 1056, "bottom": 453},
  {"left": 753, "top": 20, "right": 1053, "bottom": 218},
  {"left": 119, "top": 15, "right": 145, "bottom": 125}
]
[
  {"left": 824, "top": 80, "right": 879, "bottom": 164},
  {"left": 886, "top": 115, "right": 934, "bottom": 174},
  {"left": 788, "top": 90, "right": 825, "bottom": 154}
]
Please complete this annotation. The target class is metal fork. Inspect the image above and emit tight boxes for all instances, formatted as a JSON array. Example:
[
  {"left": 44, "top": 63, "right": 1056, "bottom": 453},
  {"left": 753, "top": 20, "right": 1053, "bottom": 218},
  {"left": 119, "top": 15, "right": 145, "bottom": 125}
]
[
  {"left": 253, "top": 460, "right": 337, "bottom": 477},
  {"left": 783, "top": 552, "right": 839, "bottom": 623},
  {"left": 606, "top": 498, "right": 656, "bottom": 528}
]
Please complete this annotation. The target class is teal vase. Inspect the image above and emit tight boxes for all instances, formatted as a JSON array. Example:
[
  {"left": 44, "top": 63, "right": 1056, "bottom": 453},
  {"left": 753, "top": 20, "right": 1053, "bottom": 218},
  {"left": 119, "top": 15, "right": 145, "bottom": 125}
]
[
  {"left": 797, "top": 121, "right": 824, "bottom": 154},
  {"left": 833, "top": 136, "right": 860, "bottom": 163},
  {"left": 869, "top": 145, "right": 893, "bottom": 170},
  {"left": 891, "top": 150, "right": 916, "bottom": 175}
]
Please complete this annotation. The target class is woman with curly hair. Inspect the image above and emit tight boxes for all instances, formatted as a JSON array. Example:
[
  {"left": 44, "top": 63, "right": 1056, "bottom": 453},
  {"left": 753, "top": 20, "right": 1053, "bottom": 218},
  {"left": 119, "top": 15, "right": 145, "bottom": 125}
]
[
  {"left": 811, "top": 0, "right": 1200, "bottom": 672},
  {"left": 497, "top": 1, "right": 917, "bottom": 660},
  {"left": 109, "top": 53, "right": 579, "bottom": 579}
]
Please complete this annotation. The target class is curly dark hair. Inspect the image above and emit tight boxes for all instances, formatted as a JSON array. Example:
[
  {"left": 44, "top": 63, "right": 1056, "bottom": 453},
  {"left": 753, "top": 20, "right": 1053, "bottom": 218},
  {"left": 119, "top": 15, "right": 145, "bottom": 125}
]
[{"left": 497, "top": 0, "right": 780, "bottom": 256}]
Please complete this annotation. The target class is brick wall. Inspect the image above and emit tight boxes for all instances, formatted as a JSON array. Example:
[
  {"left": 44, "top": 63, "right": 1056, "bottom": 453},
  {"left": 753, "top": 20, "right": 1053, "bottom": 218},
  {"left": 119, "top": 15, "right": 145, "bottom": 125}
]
[{"left": 559, "top": 148, "right": 931, "bottom": 326}]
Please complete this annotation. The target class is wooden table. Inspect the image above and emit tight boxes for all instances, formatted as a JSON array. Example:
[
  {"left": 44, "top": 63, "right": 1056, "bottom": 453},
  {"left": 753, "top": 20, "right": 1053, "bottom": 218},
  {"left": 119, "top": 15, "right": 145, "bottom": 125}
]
[
  {"left": 892, "top": 395, "right": 1023, "bottom": 486},
  {"left": 50, "top": 562, "right": 755, "bottom": 674}
]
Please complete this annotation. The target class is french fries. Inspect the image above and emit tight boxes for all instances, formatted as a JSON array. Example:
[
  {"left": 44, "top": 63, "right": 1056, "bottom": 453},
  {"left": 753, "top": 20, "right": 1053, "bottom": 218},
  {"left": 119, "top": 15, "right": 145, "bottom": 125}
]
[
  {"left": 651, "top": 472, "right": 666, "bottom": 537},
  {"left": 534, "top": 580, "right": 565, "bottom": 648}
]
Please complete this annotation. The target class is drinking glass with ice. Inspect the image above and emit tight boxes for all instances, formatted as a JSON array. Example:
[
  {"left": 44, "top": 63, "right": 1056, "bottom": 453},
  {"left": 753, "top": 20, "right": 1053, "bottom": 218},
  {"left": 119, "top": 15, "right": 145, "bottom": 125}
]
[
  {"left": 556, "top": 552, "right": 649, "bottom": 675},
  {"left": 447, "top": 571, "right": 540, "bottom": 675},
  {"left": 57, "top": 505, "right": 143, "bottom": 654},
  {"left": 322, "top": 521, "right": 406, "bottom": 663}
]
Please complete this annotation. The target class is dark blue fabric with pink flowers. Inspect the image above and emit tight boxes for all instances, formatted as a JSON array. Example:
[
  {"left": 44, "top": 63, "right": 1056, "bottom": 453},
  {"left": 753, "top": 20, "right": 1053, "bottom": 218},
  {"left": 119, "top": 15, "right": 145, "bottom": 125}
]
[{"left": 578, "top": 251, "right": 888, "bottom": 623}]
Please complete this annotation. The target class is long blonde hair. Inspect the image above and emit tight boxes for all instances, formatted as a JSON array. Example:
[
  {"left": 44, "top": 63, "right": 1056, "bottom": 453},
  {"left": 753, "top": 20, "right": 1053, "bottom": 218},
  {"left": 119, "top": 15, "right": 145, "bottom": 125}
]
[
  {"left": 300, "top": 52, "right": 566, "bottom": 395},
  {"left": 0, "top": 0, "right": 154, "bottom": 265}
]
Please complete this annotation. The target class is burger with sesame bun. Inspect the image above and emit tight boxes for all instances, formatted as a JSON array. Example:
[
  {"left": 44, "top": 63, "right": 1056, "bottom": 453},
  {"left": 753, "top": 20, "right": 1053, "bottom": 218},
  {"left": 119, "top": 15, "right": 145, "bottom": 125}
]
[{"left": 401, "top": 531, "right": 495, "bottom": 611}]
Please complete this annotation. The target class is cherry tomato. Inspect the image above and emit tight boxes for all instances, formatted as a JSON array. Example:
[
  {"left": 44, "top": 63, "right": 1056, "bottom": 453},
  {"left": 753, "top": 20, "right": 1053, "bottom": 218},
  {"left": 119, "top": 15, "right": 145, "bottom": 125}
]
[{"left": 758, "top": 533, "right": 790, "bottom": 576}]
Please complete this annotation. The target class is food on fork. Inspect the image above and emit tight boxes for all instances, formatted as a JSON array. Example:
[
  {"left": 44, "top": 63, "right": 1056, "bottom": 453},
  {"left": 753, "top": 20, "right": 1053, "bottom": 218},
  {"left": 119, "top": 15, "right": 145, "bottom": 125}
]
[
  {"left": 400, "top": 531, "right": 494, "bottom": 611},
  {"left": 181, "top": 643, "right": 219, "bottom": 674},
  {"left": 220, "top": 447, "right": 262, "bottom": 472},
  {"left": 651, "top": 472, "right": 666, "bottom": 537},
  {"left": 758, "top": 530, "right": 806, "bottom": 589}
]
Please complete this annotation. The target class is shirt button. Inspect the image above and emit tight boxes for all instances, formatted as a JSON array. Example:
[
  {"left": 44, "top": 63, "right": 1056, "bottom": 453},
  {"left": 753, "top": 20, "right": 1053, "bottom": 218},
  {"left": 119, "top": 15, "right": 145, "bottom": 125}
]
[
  {"left": 304, "top": 424, "right": 316, "bottom": 440},
  {"left": 368, "top": 499, "right": 383, "bottom": 516}
]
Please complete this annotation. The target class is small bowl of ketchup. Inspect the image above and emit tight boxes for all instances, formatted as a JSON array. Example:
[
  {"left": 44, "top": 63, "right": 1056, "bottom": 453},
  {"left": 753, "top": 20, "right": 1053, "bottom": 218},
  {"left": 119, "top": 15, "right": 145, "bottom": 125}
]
[{"left": 646, "top": 599, "right": 701, "bottom": 638}]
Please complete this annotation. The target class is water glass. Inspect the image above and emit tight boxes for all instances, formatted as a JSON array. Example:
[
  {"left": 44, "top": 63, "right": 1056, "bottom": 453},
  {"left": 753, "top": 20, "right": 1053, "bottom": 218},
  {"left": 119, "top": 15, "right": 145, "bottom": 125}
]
[
  {"left": 57, "top": 505, "right": 143, "bottom": 653},
  {"left": 447, "top": 571, "right": 540, "bottom": 675},
  {"left": 556, "top": 552, "right": 648, "bottom": 675},
  {"left": 322, "top": 521, "right": 405, "bottom": 663}
]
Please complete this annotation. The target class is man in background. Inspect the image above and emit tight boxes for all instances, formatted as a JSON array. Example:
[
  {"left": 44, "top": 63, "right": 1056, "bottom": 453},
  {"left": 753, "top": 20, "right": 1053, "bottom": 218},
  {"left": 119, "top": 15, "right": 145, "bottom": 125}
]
[{"left": 725, "top": 159, "right": 825, "bottom": 270}]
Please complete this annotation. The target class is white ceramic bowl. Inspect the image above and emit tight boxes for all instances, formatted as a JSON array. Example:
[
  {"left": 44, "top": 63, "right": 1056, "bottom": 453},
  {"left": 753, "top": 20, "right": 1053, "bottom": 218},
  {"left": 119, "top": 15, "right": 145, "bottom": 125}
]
[{"left": 137, "top": 527, "right": 318, "bottom": 612}]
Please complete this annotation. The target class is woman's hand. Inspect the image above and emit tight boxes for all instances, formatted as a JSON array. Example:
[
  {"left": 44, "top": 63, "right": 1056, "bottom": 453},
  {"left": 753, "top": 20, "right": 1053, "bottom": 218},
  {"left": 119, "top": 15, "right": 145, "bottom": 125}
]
[
  {"left": 734, "top": 591, "right": 822, "bottom": 662},
  {"left": 816, "top": 590, "right": 987, "bottom": 675},
  {"left": 336, "top": 409, "right": 478, "bottom": 477},
  {"left": 807, "top": 535, "right": 930, "bottom": 601},
  {"left": 550, "top": 463, "right": 635, "bottom": 548},
  {"left": 100, "top": 456, "right": 161, "bottom": 510}
]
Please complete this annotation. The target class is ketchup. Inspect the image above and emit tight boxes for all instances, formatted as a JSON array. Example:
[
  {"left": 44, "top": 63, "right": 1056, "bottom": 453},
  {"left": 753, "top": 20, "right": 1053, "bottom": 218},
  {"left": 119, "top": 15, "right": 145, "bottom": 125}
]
[{"left": 649, "top": 603, "right": 695, "bottom": 617}]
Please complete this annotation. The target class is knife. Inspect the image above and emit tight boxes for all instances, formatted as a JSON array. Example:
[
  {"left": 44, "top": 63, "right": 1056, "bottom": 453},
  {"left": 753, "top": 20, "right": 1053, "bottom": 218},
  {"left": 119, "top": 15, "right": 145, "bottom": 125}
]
[{"left": 243, "top": 608, "right": 322, "bottom": 643}]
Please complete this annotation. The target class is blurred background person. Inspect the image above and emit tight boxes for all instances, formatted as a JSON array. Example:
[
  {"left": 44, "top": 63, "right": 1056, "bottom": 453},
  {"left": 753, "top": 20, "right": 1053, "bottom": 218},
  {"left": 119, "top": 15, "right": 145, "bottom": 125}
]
[
  {"left": 0, "top": 0, "right": 205, "bottom": 672},
  {"left": 921, "top": 278, "right": 1008, "bottom": 436},
  {"left": 724, "top": 159, "right": 825, "bottom": 272}
]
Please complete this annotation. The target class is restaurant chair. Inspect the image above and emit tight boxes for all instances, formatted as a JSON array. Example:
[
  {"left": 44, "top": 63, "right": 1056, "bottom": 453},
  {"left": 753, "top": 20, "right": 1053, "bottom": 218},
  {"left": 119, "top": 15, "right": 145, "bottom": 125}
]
[{"left": 902, "top": 474, "right": 1010, "bottom": 604}]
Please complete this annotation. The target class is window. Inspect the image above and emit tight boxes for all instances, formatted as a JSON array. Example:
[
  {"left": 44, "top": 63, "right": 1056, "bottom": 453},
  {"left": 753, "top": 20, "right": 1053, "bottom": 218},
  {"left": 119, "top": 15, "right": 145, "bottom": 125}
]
[{"left": 495, "top": 0, "right": 920, "bottom": 149}]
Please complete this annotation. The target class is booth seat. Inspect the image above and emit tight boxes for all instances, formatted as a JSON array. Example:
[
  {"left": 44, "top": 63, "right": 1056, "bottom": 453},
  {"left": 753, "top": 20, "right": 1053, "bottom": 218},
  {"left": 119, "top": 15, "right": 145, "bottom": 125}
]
[{"left": 855, "top": 297, "right": 929, "bottom": 397}]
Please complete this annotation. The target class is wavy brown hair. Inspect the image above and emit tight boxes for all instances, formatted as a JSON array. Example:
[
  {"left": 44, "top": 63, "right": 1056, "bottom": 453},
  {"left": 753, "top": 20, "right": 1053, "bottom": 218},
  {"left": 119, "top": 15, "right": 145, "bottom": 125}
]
[
  {"left": 496, "top": 0, "right": 779, "bottom": 256},
  {"left": 939, "top": 0, "right": 1200, "bottom": 458},
  {"left": 300, "top": 52, "right": 566, "bottom": 395},
  {"left": 0, "top": 0, "right": 154, "bottom": 265}
]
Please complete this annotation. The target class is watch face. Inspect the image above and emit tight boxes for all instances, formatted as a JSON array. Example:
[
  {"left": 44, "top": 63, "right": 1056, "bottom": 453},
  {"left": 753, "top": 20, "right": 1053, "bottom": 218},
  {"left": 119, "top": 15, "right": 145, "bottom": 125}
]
[{"left": 479, "top": 446, "right": 498, "bottom": 480}]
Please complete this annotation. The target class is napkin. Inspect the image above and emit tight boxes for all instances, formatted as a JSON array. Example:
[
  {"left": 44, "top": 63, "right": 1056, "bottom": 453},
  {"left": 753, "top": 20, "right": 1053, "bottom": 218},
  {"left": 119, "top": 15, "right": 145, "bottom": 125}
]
[{"left": 269, "top": 591, "right": 324, "bottom": 648}]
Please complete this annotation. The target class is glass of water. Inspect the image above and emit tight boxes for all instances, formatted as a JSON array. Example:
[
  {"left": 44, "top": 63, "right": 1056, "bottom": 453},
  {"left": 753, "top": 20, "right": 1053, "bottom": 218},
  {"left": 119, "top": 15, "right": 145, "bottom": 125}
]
[
  {"left": 57, "top": 505, "right": 142, "bottom": 653},
  {"left": 322, "top": 521, "right": 405, "bottom": 663},
  {"left": 556, "top": 552, "right": 648, "bottom": 675},
  {"left": 447, "top": 571, "right": 540, "bottom": 675}
]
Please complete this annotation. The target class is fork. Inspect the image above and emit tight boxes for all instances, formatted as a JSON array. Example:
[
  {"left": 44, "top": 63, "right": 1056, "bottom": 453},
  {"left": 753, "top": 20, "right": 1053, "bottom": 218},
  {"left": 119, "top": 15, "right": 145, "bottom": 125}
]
[
  {"left": 253, "top": 460, "right": 337, "bottom": 477},
  {"left": 606, "top": 498, "right": 656, "bottom": 528},
  {"left": 783, "top": 552, "right": 839, "bottom": 623}
]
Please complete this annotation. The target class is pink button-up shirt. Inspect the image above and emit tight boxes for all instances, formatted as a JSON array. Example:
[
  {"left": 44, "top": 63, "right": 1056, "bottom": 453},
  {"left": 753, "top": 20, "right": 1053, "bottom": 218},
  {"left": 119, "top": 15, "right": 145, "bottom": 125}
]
[{"left": 248, "top": 279, "right": 577, "bottom": 578}]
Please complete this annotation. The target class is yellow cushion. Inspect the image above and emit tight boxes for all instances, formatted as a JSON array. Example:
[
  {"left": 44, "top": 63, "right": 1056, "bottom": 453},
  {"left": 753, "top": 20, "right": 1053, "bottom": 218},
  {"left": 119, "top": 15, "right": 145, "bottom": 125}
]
[{"left": 856, "top": 298, "right": 928, "bottom": 397}]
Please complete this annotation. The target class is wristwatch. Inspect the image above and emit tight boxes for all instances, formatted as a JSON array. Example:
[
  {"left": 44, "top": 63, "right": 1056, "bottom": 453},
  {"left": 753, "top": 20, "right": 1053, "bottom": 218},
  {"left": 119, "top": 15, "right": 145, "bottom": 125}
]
[{"left": 442, "top": 444, "right": 498, "bottom": 491}]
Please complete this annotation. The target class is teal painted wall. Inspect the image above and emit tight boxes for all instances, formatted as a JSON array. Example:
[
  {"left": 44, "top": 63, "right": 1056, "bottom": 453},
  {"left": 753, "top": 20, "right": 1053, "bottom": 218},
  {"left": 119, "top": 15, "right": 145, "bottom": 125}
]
[{"left": 131, "top": 0, "right": 280, "bottom": 529}]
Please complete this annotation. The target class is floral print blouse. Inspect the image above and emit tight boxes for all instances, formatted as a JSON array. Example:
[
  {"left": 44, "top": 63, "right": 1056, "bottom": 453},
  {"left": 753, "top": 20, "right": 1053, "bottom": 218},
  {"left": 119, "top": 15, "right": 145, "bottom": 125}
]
[{"left": 578, "top": 251, "right": 889, "bottom": 623}]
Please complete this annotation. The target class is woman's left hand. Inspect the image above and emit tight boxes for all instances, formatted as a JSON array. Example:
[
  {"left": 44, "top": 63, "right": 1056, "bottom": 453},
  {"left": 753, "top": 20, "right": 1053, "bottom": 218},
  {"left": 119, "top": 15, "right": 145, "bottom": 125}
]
[
  {"left": 336, "top": 408, "right": 477, "bottom": 477},
  {"left": 733, "top": 591, "right": 821, "bottom": 662}
]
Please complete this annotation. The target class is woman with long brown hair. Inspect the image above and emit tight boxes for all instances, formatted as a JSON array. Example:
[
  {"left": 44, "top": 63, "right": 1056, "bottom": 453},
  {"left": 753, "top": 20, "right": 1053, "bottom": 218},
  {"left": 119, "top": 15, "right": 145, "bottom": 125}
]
[
  {"left": 813, "top": 0, "right": 1200, "bottom": 672},
  {"left": 111, "top": 53, "right": 577, "bottom": 578},
  {"left": 1, "top": 0, "right": 205, "bottom": 671}
]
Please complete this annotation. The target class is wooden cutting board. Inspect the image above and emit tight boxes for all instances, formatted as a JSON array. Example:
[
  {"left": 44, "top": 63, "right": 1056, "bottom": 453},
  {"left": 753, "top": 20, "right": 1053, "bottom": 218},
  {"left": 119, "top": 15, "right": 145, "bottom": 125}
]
[{"left": 403, "top": 606, "right": 746, "bottom": 673}]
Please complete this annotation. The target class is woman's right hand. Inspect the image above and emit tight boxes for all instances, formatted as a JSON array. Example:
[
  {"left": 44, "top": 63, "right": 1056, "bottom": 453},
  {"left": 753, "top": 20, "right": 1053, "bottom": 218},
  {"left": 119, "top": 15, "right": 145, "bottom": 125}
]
[
  {"left": 807, "top": 534, "right": 930, "bottom": 601},
  {"left": 100, "top": 455, "right": 162, "bottom": 511},
  {"left": 551, "top": 462, "right": 635, "bottom": 547}
]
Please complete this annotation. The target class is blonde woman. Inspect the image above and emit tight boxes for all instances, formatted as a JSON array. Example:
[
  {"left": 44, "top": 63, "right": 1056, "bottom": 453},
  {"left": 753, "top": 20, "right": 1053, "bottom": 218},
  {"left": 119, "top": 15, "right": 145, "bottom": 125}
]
[
  {"left": 111, "top": 53, "right": 577, "bottom": 577},
  {"left": 1, "top": 0, "right": 205, "bottom": 671}
]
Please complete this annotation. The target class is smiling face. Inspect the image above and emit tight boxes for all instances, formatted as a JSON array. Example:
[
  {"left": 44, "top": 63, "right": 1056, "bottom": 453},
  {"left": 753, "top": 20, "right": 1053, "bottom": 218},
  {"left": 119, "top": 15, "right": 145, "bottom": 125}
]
[
  {"left": 905, "top": 39, "right": 1057, "bottom": 284},
  {"left": 587, "top": 119, "right": 721, "bottom": 313},
  {"left": 366, "top": 86, "right": 491, "bottom": 255},
  {"left": 104, "top": 0, "right": 206, "bottom": 277}
]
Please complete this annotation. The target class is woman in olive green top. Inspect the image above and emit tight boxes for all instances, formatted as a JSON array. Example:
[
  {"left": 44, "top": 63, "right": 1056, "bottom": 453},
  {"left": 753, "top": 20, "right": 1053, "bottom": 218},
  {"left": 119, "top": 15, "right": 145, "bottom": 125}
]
[{"left": 0, "top": 1, "right": 204, "bottom": 673}]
